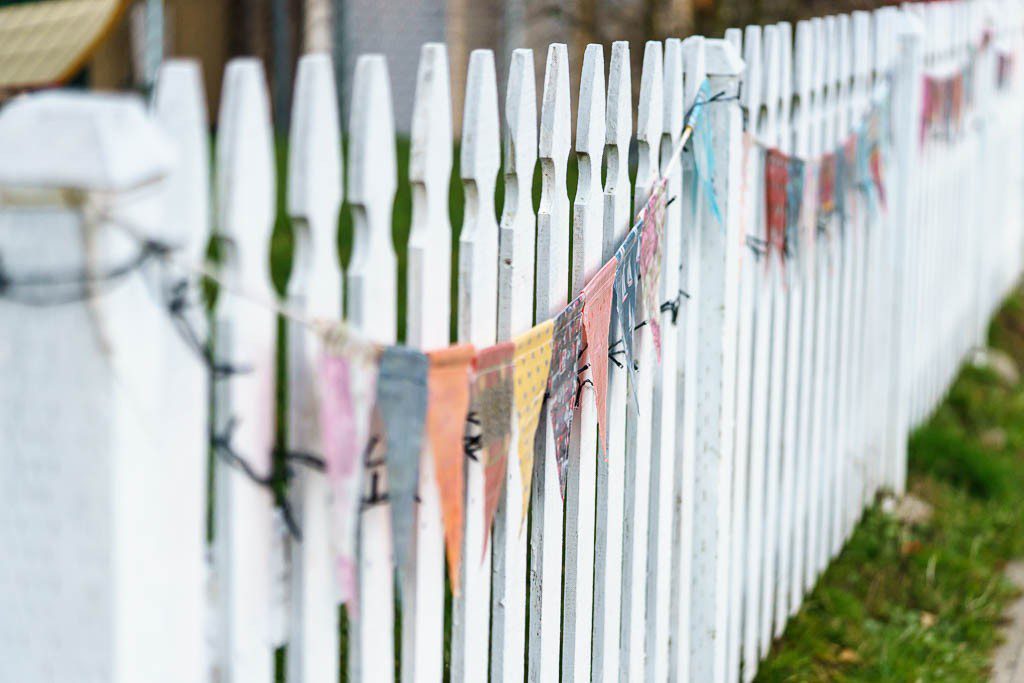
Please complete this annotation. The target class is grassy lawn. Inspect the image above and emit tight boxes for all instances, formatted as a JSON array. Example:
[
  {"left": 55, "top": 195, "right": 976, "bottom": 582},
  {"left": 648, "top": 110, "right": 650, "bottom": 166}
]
[{"left": 757, "top": 290, "right": 1024, "bottom": 681}]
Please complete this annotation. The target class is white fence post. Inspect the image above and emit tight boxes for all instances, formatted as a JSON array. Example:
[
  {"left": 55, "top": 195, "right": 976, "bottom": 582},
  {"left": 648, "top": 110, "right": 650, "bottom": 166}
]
[
  {"left": 690, "top": 37, "right": 744, "bottom": 683},
  {"left": 0, "top": 92, "right": 188, "bottom": 683},
  {"left": 213, "top": 59, "right": 279, "bottom": 683}
]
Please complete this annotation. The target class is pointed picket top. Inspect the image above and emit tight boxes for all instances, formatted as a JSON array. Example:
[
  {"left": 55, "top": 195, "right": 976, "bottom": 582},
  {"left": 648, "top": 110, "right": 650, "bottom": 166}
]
[
  {"left": 761, "top": 24, "right": 782, "bottom": 144},
  {"left": 811, "top": 17, "right": 827, "bottom": 155},
  {"left": 794, "top": 21, "right": 813, "bottom": 103},
  {"left": 725, "top": 28, "right": 743, "bottom": 58},
  {"left": 537, "top": 42, "right": 572, "bottom": 319},
  {"left": 408, "top": 42, "right": 453, "bottom": 348},
  {"left": 777, "top": 22, "right": 794, "bottom": 151},
  {"left": 153, "top": 59, "right": 210, "bottom": 261},
  {"left": 216, "top": 58, "right": 275, "bottom": 290},
  {"left": 838, "top": 15, "right": 854, "bottom": 138},
  {"left": 743, "top": 26, "right": 764, "bottom": 129},
  {"left": 874, "top": 8, "right": 895, "bottom": 76},
  {"left": 794, "top": 21, "right": 814, "bottom": 158},
  {"left": 573, "top": 43, "right": 607, "bottom": 293},
  {"left": 459, "top": 48, "right": 500, "bottom": 342},
  {"left": 663, "top": 38, "right": 684, "bottom": 144},
  {"left": 852, "top": 10, "right": 872, "bottom": 121},
  {"left": 498, "top": 47, "right": 537, "bottom": 341},
  {"left": 603, "top": 40, "right": 632, "bottom": 262},
  {"left": 683, "top": 36, "right": 708, "bottom": 109},
  {"left": 635, "top": 40, "right": 664, "bottom": 208},
  {"left": 347, "top": 55, "right": 397, "bottom": 342},
  {"left": 287, "top": 53, "right": 343, "bottom": 317}
]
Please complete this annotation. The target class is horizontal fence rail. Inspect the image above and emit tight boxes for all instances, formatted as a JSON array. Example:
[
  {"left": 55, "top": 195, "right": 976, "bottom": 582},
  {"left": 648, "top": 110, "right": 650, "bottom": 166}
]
[{"left": 2, "top": 1, "right": 1023, "bottom": 682}]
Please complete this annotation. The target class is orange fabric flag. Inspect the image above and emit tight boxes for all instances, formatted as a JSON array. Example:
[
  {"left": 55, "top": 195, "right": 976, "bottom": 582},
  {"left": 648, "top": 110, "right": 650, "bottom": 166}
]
[
  {"left": 426, "top": 344, "right": 476, "bottom": 594},
  {"left": 582, "top": 258, "right": 616, "bottom": 456}
]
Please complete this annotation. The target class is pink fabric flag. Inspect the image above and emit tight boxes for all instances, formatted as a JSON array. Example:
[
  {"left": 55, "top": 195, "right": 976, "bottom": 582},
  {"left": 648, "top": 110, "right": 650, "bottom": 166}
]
[
  {"left": 639, "top": 177, "right": 669, "bottom": 359},
  {"left": 582, "top": 258, "right": 616, "bottom": 456},
  {"left": 320, "top": 326, "right": 380, "bottom": 607}
]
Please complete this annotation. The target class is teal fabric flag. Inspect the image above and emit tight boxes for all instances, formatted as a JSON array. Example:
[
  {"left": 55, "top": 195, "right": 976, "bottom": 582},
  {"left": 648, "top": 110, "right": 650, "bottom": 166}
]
[{"left": 376, "top": 345, "right": 429, "bottom": 587}]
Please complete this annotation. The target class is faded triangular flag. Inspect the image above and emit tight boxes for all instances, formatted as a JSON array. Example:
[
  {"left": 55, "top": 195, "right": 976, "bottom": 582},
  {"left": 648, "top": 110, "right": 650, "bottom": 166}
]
[
  {"left": 512, "top": 320, "right": 554, "bottom": 525},
  {"left": 426, "top": 344, "right": 475, "bottom": 594}
]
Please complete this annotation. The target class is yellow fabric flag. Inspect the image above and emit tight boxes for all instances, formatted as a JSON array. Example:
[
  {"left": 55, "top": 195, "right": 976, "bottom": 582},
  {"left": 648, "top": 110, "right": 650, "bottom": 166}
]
[{"left": 512, "top": 319, "right": 554, "bottom": 525}]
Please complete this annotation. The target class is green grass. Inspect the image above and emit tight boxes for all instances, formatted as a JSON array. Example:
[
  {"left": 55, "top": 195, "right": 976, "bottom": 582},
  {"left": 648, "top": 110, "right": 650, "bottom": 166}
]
[{"left": 756, "top": 289, "right": 1024, "bottom": 682}]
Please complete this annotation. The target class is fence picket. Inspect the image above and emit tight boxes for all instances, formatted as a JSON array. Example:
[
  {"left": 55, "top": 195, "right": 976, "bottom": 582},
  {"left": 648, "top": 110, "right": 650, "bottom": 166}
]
[
  {"left": 406, "top": 42, "right": 453, "bottom": 683},
  {"left": 674, "top": 37, "right": 707, "bottom": 683},
  {"left": 151, "top": 58, "right": 211, "bottom": 683},
  {"left": 285, "top": 52, "right": 344, "bottom": 683},
  {"left": 213, "top": 59, "right": 278, "bottom": 683},
  {"left": 346, "top": 54, "right": 398, "bottom": 683},
  {"left": 622, "top": 40, "right": 662, "bottom": 682},
  {"left": 562, "top": 41, "right": 604, "bottom": 683},
  {"left": 691, "top": 37, "right": 745, "bottom": 683},
  {"left": 592, "top": 39, "right": 631, "bottom": 683},
  {"left": 492, "top": 47, "right": 536, "bottom": 683},
  {"left": 453, "top": 46, "right": 499, "bottom": 683}
]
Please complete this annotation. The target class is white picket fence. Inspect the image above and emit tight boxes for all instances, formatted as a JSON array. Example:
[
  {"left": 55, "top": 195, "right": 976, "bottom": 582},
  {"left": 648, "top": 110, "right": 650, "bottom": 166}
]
[{"left": 2, "top": 1, "right": 1023, "bottom": 682}]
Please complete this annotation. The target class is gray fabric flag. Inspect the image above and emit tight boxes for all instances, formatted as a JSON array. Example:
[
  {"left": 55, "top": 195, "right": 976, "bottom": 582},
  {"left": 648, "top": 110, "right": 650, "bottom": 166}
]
[{"left": 375, "top": 345, "right": 429, "bottom": 588}]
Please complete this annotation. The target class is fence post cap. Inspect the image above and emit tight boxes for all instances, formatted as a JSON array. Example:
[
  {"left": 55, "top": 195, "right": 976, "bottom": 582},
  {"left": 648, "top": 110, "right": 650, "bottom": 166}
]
[
  {"left": 0, "top": 91, "right": 174, "bottom": 192},
  {"left": 705, "top": 39, "right": 745, "bottom": 78}
]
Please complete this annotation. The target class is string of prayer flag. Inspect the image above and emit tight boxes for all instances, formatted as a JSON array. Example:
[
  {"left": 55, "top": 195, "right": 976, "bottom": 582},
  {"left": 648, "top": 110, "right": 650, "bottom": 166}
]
[
  {"left": 376, "top": 345, "right": 429, "bottom": 588},
  {"left": 548, "top": 295, "right": 586, "bottom": 499},
  {"left": 426, "top": 344, "right": 475, "bottom": 593},
  {"left": 512, "top": 320, "right": 554, "bottom": 524},
  {"left": 320, "top": 326, "right": 380, "bottom": 605},
  {"left": 582, "top": 258, "right": 617, "bottom": 455},
  {"left": 473, "top": 342, "right": 515, "bottom": 556}
]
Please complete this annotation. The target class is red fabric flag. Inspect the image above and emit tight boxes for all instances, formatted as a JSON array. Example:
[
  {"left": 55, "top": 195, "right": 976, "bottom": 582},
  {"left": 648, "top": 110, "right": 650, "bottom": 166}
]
[
  {"left": 765, "top": 148, "right": 789, "bottom": 262},
  {"left": 582, "top": 258, "right": 617, "bottom": 456},
  {"left": 426, "top": 344, "right": 476, "bottom": 594}
]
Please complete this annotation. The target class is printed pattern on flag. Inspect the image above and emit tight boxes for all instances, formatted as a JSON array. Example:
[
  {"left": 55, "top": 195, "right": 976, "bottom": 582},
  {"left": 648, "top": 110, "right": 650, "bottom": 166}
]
[
  {"left": 640, "top": 178, "right": 669, "bottom": 358},
  {"left": 582, "top": 258, "right": 617, "bottom": 455},
  {"left": 376, "top": 345, "right": 429, "bottom": 588},
  {"left": 547, "top": 294, "right": 586, "bottom": 499},
  {"left": 426, "top": 344, "right": 475, "bottom": 593},
  {"left": 472, "top": 341, "right": 515, "bottom": 557},
  {"left": 785, "top": 155, "right": 805, "bottom": 260},
  {"left": 512, "top": 319, "right": 554, "bottom": 524}
]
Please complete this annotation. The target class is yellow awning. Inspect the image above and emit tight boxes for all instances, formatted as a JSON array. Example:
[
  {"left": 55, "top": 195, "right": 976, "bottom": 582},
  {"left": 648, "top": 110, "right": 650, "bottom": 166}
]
[{"left": 0, "top": 0, "right": 126, "bottom": 90}]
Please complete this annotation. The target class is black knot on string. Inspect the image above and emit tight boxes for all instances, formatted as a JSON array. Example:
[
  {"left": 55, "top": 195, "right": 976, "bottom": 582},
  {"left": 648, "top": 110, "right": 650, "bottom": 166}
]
[
  {"left": 608, "top": 338, "right": 626, "bottom": 369},
  {"left": 463, "top": 411, "right": 482, "bottom": 461},
  {"left": 574, "top": 360, "right": 594, "bottom": 408},
  {"left": 660, "top": 289, "right": 690, "bottom": 325},
  {"left": 746, "top": 235, "right": 769, "bottom": 260},
  {"left": 161, "top": 275, "right": 251, "bottom": 379}
]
